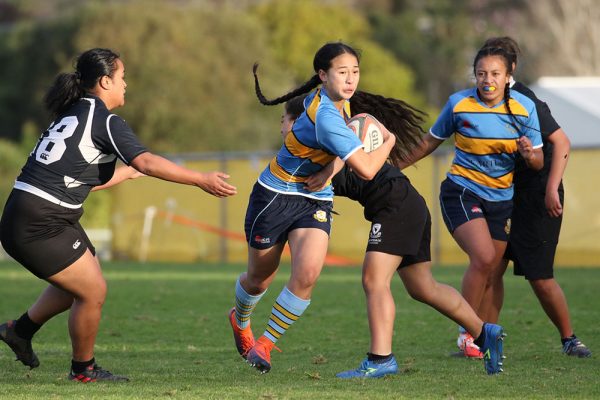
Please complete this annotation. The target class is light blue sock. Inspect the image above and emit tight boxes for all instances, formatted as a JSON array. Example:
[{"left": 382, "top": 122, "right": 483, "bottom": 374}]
[
  {"left": 234, "top": 277, "right": 265, "bottom": 329},
  {"left": 263, "top": 286, "right": 310, "bottom": 343}
]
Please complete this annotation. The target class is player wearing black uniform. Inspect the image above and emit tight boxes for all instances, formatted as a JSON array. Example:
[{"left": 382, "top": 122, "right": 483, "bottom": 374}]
[
  {"left": 299, "top": 91, "right": 507, "bottom": 377},
  {"left": 0, "top": 48, "right": 237, "bottom": 382},
  {"left": 481, "top": 37, "right": 590, "bottom": 357}
]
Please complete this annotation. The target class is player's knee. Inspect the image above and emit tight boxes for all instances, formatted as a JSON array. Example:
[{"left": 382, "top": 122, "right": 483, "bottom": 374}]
[
  {"left": 470, "top": 254, "right": 497, "bottom": 274},
  {"left": 362, "top": 274, "right": 390, "bottom": 294}
]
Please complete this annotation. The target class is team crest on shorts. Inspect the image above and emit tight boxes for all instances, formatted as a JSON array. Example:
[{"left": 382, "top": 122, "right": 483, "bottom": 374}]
[
  {"left": 504, "top": 218, "right": 511, "bottom": 235},
  {"left": 313, "top": 210, "right": 328, "bottom": 223},
  {"left": 369, "top": 223, "right": 382, "bottom": 244}
]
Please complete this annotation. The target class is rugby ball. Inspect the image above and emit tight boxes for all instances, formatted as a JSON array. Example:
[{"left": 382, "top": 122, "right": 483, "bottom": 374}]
[{"left": 347, "top": 113, "right": 385, "bottom": 153}]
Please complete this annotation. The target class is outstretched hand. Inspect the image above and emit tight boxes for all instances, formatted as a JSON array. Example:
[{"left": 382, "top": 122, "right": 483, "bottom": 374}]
[{"left": 198, "top": 172, "right": 237, "bottom": 198}]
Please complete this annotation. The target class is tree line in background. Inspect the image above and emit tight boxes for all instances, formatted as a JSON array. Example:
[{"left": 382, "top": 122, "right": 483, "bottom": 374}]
[{"left": 0, "top": 0, "right": 597, "bottom": 206}]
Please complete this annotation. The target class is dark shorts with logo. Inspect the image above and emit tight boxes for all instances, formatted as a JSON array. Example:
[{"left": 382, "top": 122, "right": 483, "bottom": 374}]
[
  {"left": 245, "top": 182, "right": 333, "bottom": 250},
  {"left": 0, "top": 189, "right": 95, "bottom": 279},
  {"left": 505, "top": 188, "right": 563, "bottom": 280},
  {"left": 364, "top": 178, "right": 431, "bottom": 268},
  {"left": 439, "top": 178, "right": 513, "bottom": 241}
]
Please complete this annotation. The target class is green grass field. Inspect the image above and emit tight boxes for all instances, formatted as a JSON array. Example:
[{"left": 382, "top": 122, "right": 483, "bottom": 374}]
[{"left": 0, "top": 261, "right": 598, "bottom": 399}]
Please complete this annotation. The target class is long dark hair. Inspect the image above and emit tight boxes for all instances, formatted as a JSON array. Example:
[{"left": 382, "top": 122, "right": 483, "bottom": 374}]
[
  {"left": 253, "top": 42, "right": 360, "bottom": 106},
  {"left": 44, "top": 48, "right": 120, "bottom": 116},
  {"left": 473, "top": 46, "right": 521, "bottom": 135},
  {"left": 351, "top": 91, "right": 426, "bottom": 166},
  {"left": 283, "top": 91, "right": 426, "bottom": 166}
]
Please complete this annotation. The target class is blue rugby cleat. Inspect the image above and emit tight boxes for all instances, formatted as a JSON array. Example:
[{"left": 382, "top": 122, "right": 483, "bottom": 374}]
[
  {"left": 480, "top": 323, "right": 506, "bottom": 375},
  {"left": 336, "top": 356, "right": 398, "bottom": 378}
]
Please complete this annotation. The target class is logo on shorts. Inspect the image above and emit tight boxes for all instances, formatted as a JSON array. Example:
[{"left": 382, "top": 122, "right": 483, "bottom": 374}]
[
  {"left": 254, "top": 235, "right": 271, "bottom": 244},
  {"left": 72, "top": 239, "right": 81, "bottom": 249},
  {"left": 504, "top": 218, "right": 511, "bottom": 235},
  {"left": 369, "top": 223, "right": 382, "bottom": 244},
  {"left": 313, "top": 210, "right": 328, "bottom": 223},
  {"left": 471, "top": 206, "right": 483, "bottom": 214}
]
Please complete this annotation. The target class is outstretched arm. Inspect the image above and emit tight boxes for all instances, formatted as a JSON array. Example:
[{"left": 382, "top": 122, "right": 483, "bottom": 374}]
[
  {"left": 396, "top": 132, "right": 444, "bottom": 170},
  {"left": 130, "top": 152, "right": 237, "bottom": 198},
  {"left": 92, "top": 166, "right": 145, "bottom": 192}
]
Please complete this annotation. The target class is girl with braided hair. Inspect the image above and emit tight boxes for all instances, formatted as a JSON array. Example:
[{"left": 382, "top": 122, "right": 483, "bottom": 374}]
[
  {"left": 299, "top": 90, "right": 507, "bottom": 377},
  {"left": 479, "top": 37, "right": 591, "bottom": 358},
  {"left": 227, "top": 42, "right": 396, "bottom": 374},
  {"left": 399, "top": 46, "right": 544, "bottom": 359}
]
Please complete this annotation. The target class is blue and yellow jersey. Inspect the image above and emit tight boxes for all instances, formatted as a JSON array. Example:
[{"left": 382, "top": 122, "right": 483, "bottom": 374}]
[
  {"left": 431, "top": 87, "right": 543, "bottom": 201},
  {"left": 258, "top": 88, "right": 363, "bottom": 200}
]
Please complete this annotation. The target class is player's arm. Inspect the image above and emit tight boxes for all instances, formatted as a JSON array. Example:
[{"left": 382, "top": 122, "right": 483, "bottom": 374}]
[
  {"left": 91, "top": 165, "right": 145, "bottom": 192},
  {"left": 344, "top": 128, "right": 395, "bottom": 180},
  {"left": 130, "top": 152, "right": 237, "bottom": 198},
  {"left": 396, "top": 132, "right": 444, "bottom": 170},
  {"left": 545, "top": 128, "right": 570, "bottom": 217},
  {"left": 305, "top": 157, "right": 344, "bottom": 192}
]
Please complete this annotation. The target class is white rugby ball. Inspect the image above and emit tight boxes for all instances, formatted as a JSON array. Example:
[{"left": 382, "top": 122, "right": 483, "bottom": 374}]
[{"left": 347, "top": 113, "right": 385, "bottom": 153}]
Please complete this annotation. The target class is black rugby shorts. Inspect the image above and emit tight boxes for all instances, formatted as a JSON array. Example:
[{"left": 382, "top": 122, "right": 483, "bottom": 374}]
[
  {"left": 365, "top": 178, "right": 431, "bottom": 268},
  {"left": 0, "top": 190, "right": 94, "bottom": 279},
  {"left": 506, "top": 189, "right": 563, "bottom": 280}
]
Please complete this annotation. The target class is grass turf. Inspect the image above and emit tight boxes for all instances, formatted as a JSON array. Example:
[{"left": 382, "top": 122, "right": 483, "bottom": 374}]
[{"left": 0, "top": 261, "right": 598, "bottom": 399}]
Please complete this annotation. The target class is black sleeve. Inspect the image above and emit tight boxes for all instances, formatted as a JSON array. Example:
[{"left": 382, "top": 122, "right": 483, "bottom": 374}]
[
  {"left": 97, "top": 115, "right": 148, "bottom": 165},
  {"left": 513, "top": 82, "right": 560, "bottom": 139}
]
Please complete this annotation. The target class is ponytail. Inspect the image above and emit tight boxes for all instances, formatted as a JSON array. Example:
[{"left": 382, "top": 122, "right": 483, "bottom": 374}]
[
  {"left": 43, "top": 48, "right": 120, "bottom": 117},
  {"left": 253, "top": 63, "right": 321, "bottom": 106},
  {"left": 43, "top": 72, "right": 85, "bottom": 117}
]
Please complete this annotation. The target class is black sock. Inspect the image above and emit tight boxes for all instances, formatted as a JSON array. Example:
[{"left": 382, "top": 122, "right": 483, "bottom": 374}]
[
  {"left": 561, "top": 334, "right": 576, "bottom": 346},
  {"left": 367, "top": 352, "right": 393, "bottom": 364},
  {"left": 14, "top": 312, "right": 42, "bottom": 340},
  {"left": 473, "top": 324, "right": 486, "bottom": 348},
  {"left": 71, "top": 357, "right": 95, "bottom": 374}
]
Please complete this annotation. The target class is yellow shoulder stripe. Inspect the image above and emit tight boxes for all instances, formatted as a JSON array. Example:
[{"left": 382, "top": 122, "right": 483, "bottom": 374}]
[{"left": 453, "top": 97, "right": 529, "bottom": 117}]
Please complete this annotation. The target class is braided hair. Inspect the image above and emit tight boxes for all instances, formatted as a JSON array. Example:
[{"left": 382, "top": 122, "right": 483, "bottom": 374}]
[
  {"left": 351, "top": 91, "right": 426, "bottom": 166},
  {"left": 253, "top": 42, "right": 360, "bottom": 106}
]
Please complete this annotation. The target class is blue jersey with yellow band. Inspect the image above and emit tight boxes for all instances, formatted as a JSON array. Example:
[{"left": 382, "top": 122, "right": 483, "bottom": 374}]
[
  {"left": 431, "top": 87, "right": 543, "bottom": 201},
  {"left": 258, "top": 88, "right": 363, "bottom": 200}
]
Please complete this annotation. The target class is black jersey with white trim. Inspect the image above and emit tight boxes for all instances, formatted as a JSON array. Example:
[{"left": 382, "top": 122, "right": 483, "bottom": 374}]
[{"left": 15, "top": 95, "right": 147, "bottom": 208}]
